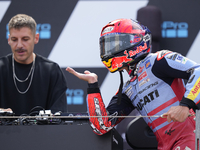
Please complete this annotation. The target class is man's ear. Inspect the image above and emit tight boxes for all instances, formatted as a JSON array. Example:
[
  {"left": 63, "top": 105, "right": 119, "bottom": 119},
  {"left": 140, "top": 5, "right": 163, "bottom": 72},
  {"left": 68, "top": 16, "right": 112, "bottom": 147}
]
[
  {"left": 8, "top": 34, "right": 10, "bottom": 45},
  {"left": 34, "top": 33, "right": 39, "bottom": 44}
]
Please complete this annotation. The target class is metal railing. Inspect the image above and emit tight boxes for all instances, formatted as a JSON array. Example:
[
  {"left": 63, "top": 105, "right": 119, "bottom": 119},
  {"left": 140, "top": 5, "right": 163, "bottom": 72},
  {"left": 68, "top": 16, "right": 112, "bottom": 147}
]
[{"left": 196, "top": 110, "right": 200, "bottom": 150}]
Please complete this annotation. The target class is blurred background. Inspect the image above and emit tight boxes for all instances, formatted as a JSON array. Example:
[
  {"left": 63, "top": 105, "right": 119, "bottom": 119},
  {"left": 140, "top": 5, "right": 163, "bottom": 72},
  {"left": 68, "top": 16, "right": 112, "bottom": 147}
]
[{"left": 0, "top": 0, "right": 200, "bottom": 149}]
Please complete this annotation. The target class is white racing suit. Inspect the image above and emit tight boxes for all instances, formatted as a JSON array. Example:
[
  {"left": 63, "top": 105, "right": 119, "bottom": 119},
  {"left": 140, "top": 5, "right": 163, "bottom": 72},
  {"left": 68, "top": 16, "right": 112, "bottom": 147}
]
[{"left": 87, "top": 50, "right": 199, "bottom": 150}]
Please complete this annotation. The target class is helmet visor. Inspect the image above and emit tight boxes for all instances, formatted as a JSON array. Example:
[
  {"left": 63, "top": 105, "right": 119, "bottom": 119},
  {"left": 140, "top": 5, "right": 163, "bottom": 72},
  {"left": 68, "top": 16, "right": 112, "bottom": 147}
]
[{"left": 100, "top": 33, "right": 142, "bottom": 59}]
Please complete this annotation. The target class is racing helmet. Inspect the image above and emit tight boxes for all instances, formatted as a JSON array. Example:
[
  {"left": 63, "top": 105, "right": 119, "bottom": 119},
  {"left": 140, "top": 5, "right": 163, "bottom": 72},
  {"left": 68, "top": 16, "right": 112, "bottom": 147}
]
[{"left": 100, "top": 19, "right": 152, "bottom": 73}]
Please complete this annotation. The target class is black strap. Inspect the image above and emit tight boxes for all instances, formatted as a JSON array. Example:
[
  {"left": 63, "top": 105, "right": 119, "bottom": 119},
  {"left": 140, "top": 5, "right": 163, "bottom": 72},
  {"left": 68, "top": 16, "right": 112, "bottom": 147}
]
[{"left": 117, "top": 71, "right": 123, "bottom": 105}]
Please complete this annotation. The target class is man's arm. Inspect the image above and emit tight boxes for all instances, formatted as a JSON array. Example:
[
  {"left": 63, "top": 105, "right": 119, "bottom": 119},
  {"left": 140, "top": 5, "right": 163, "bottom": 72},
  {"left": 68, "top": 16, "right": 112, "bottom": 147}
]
[
  {"left": 66, "top": 67, "right": 113, "bottom": 135},
  {"left": 66, "top": 67, "right": 134, "bottom": 135},
  {"left": 153, "top": 51, "right": 199, "bottom": 122}
]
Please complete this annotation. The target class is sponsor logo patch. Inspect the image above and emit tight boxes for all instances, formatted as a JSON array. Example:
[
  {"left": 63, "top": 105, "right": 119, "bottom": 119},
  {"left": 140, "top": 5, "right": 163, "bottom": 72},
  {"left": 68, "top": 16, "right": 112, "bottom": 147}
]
[
  {"left": 124, "top": 85, "right": 134, "bottom": 99},
  {"left": 102, "top": 26, "right": 114, "bottom": 34},
  {"left": 138, "top": 66, "right": 144, "bottom": 73},
  {"left": 143, "top": 34, "right": 151, "bottom": 42},
  {"left": 139, "top": 78, "right": 150, "bottom": 87},
  {"left": 145, "top": 60, "right": 151, "bottom": 69},
  {"left": 187, "top": 77, "right": 200, "bottom": 100},
  {"left": 181, "top": 57, "right": 188, "bottom": 64},
  {"left": 128, "top": 43, "right": 147, "bottom": 57},
  {"left": 137, "top": 89, "right": 159, "bottom": 110},
  {"left": 175, "top": 55, "right": 183, "bottom": 63},
  {"left": 138, "top": 71, "right": 147, "bottom": 82}
]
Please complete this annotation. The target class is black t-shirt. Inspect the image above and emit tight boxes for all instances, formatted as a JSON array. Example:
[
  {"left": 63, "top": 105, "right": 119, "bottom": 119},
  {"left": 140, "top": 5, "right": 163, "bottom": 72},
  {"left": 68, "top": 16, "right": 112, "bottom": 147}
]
[{"left": 0, "top": 53, "right": 67, "bottom": 115}]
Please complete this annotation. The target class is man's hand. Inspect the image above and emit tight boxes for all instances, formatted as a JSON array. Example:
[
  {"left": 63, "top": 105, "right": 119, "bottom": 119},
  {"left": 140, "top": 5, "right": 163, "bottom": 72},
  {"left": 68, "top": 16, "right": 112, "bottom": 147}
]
[
  {"left": 66, "top": 67, "right": 98, "bottom": 83},
  {"left": 163, "top": 106, "right": 190, "bottom": 123},
  {"left": 0, "top": 108, "right": 13, "bottom": 113}
]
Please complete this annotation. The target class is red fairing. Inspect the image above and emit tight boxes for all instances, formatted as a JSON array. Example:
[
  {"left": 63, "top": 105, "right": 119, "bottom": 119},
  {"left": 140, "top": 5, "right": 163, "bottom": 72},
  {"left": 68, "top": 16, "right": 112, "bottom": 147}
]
[{"left": 87, "top": 93, "right": 113, "bottom": 135}]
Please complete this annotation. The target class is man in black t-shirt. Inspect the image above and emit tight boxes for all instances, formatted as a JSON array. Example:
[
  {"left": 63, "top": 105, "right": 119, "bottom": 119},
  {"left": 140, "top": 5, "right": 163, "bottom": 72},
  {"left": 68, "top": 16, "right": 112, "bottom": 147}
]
[{"left": 0, "top": 14, "right": 67, "bottom": 115}]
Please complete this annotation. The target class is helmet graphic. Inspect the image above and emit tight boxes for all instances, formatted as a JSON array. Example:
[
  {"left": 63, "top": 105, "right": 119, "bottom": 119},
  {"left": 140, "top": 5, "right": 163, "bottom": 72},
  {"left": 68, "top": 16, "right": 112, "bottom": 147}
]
[{"left": 100, "top": 19, "right": 151, "bottom": 73}]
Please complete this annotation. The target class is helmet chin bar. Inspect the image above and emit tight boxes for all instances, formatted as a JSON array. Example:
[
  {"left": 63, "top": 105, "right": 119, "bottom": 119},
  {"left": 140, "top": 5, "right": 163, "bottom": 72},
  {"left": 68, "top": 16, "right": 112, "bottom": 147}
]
[
  {"left": 128, "top": 52, "right": 149, "bottom": 66},
  {"left": 101, "top": 54, "right": 115, "bottom": 62}
]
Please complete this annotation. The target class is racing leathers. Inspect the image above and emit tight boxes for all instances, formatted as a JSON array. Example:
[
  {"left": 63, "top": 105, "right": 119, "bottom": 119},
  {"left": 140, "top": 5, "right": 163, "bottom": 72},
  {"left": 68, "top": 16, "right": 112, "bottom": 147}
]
[{"left": 87, "top": 50, "right": 199, "bottom": 150}]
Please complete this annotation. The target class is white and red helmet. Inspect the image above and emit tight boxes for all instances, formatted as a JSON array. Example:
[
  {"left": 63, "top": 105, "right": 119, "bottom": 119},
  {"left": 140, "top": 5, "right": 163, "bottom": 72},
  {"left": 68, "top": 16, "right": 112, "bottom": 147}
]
[{"left": 100, "top": 19, "right": 151, "bottom": 73}]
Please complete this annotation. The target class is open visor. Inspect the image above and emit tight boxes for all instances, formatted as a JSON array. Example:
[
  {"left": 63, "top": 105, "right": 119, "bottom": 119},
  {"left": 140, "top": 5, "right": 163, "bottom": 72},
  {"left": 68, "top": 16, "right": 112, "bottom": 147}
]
[{"left": 100, "top": 33, "right": 143, "bottom": 59}]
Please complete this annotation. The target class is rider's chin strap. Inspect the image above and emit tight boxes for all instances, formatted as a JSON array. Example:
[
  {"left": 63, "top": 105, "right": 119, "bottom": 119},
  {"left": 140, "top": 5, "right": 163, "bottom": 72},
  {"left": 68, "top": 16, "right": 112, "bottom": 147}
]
[{"left": 117, "top": 71, "right": 124, "bottom": 105}]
